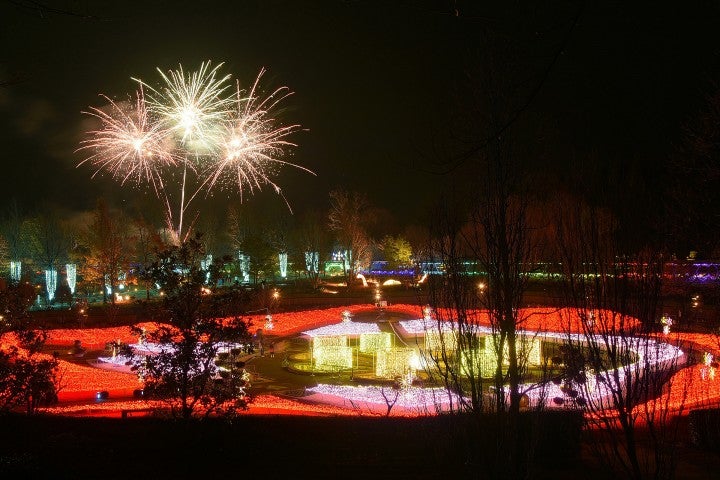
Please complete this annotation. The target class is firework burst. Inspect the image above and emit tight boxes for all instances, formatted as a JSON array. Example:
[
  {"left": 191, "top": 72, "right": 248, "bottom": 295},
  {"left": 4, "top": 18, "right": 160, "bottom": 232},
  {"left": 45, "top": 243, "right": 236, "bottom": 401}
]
[
  {"left": 79, "top": 61, "right": 312, "bottom": 239},
  {"left": 136, "top": 61, "right": 234, "bottom": 151},
  {"left": 76, "top": 87, "right": 176, "bottom": 194},
  {"left": 205, "top": 68, "right": 315, "bottom": 201}
]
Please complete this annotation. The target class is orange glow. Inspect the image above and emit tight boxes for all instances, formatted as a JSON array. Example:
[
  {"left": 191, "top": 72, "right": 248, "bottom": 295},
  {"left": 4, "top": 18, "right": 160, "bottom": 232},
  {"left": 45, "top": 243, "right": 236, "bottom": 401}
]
[{"left": 6, "top": 304, "right": 718, "bottom": 418}]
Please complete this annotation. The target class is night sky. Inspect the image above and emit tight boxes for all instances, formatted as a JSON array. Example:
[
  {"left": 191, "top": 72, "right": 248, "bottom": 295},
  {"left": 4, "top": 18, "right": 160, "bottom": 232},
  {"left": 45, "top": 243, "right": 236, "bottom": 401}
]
[{"left": 1, "top": 1, "right": 719, "bottom": 235}]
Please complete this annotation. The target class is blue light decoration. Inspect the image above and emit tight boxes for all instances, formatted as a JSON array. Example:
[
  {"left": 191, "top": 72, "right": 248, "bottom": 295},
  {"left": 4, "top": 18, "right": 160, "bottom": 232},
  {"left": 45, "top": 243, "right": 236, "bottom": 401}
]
[
  {"left": 279, "top": 252, "right": 288, "bottom": 278},
  {"left": 361, "top": 260, "right": 417, "bottom": 277},
  {"left": 45, "top": 269, "right": 57, "bottom": 302}
]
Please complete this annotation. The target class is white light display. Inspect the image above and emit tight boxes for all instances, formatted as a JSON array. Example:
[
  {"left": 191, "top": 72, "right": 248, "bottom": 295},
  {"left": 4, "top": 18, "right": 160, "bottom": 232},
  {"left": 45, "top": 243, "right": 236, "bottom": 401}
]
[
  {"left": 359, "top": 332, "right": 392, "bottom": 353},
  {"left": 10, "top": 260, "right": 21, "bottom": 283},
  {"left": 376, "top": 347, "right": 417, "bottom": 378},
  {"left": 200, "top": 254, "right": 212, "bottom": 283},
  {"left": 104, "top": 274, "right": 112, "bottom": 296},
  {"left": 238, "top": 252, "right": 250, "bottom": 283},
  {"left": 332, "top": 250, "right": 351, "bottom": 271},
  {"left": 304, "top": 251, "right": 319, "bottom": 273},
  {"left": 264, "top": 314, "right": 274, "bottom": 330},
  {"left": 303, "top": 321, "right": 380, "bottom": 337},
  {"left": 45, "top": 269, "right": 57, "bottom": 302},
  {"left": 306, "top": 384, "right": 461, "bottom": 413},
  {"left": 279, "top": 252, "right": 288, "bottom": 278},
  {"left": 66, "top": 263, "right": 77, "bottom": 294}
]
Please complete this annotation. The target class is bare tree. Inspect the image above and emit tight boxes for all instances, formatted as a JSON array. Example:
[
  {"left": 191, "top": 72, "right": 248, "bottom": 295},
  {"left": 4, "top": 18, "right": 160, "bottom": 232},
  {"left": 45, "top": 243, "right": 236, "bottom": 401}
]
[
  {"left": 292, "top": 209, "right": 331, "bottom": 289},
  {"left": 328, "top": 189, "right": 374, "bottom": 283},
  {"left": 423, "top": 181, "right": 546, "bottom": 477},
  {"left": 554, "top": 195, "right": 687, "bottom": 479},
  {"left": 667, "top": 87, "right": 720, "bottom": 259}
]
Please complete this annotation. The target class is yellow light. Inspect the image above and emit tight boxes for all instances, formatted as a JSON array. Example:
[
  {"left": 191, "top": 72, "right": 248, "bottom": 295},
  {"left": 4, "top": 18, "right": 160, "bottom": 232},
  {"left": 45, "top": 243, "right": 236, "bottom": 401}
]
[
  {"left": 460, "top": 348, "right": 496, "bottom": 377},
  {"left": 425, "top": 330, "right": 457, "bottom": 352},
  {"left": 376, "top": 347, "right": 417, "bottom": 378},
  {"left": 313, "top": 345, "right": 353, "bottom": 371},
  {"left": 359, "top": 332, "right": 392, "bottom": 353}
]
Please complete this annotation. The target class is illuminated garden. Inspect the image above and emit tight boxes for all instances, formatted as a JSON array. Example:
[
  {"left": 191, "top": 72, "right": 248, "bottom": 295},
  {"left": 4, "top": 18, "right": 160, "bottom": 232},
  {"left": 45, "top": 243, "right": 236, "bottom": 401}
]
[
  {"left": 4, "top": 3, "right": 720, "bottom": 477},
  {"left": 4, "top": 303, "right": 716, "bottom": 419}
]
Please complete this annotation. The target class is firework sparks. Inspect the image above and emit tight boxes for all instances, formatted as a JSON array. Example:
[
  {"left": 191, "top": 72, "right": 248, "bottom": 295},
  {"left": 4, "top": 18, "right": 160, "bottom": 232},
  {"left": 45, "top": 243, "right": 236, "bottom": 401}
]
[
  {"left": 137, "top": 60, "right": 234, "bottom": 152},
  {"left": 206, "top": 68, "right": 315, "bottom": 201},
  {"left": 76, "top": 87, "right": 176, "bottom": 194}
]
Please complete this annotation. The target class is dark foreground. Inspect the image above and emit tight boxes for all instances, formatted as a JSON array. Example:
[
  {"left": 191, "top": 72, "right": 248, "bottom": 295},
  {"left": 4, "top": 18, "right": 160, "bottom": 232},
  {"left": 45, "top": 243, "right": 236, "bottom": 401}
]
[
  {"left": 0, "top": 412, "right": 588, "bottom": 479},
  {"left": 4, "top": 411, "right": 720, "bottom": 479}
]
